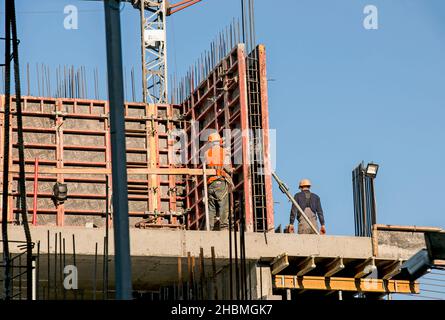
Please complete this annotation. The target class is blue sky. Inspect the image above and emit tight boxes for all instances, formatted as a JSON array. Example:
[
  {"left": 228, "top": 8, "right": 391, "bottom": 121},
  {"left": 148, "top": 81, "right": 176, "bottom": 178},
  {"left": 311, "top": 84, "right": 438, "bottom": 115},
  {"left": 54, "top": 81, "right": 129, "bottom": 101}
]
[{"left": 1, "top": 0, "right": 444, "bottom": 300}]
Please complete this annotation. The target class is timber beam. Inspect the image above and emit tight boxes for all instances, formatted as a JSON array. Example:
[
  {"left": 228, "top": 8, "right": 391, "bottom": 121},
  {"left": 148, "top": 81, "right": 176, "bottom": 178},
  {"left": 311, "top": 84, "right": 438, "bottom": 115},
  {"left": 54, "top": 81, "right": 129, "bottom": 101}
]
[
  {"left": 296, "top": 256, "right": 316, "bottom": 277},
  {"left": 271, "top": 253, "right": 289, "bottom": 275},
  {"left": 375, "top": 224, "right": 444, "bottom": 233},
  {"left": 324, "top": 257, "right": 345, "bottom": 278},
  {"left": 381, "top": 259, "right": 403, "bottom": 280},
  {"left": 355, "top": 257, "right": 377, "bottom": 279},
  {"left": 274, "top": 275, "right": 420, "bottom": 294},
  {"left": 433, "top": 260, "right": 445, "bottom": 267}
]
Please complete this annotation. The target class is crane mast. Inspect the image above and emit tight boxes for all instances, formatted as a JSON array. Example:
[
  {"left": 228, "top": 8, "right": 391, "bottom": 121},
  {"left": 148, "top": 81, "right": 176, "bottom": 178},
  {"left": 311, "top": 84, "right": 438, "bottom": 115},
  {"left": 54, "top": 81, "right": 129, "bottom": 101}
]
[{"left": 132, "top": 0, "right": 201, "bottom": 104}]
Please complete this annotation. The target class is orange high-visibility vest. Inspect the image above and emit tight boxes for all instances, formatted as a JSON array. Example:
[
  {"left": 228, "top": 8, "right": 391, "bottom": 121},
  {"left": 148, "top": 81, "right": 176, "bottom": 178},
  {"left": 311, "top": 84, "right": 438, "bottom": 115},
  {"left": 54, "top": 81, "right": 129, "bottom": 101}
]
[{"left": 205, "top": 144, "right": 229, "bottom": 184}]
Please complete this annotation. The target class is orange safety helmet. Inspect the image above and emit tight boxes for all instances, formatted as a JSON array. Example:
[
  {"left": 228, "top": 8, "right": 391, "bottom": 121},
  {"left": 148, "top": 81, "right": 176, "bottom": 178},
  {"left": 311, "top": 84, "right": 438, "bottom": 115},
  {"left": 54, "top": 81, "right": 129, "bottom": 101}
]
[
  {"left": 299, "top": 179, "right": 312, "bottom": 188},
  {"left": 208, "top": 132, "right": 221, "bottom": 143}
]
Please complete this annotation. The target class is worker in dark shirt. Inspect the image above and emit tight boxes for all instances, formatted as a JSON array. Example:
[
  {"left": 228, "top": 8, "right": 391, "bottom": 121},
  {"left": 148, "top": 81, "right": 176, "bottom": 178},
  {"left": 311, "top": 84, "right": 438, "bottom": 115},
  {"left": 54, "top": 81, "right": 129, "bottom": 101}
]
[{"left": 289, "top": 179, "right": 326, "bottom": 235}]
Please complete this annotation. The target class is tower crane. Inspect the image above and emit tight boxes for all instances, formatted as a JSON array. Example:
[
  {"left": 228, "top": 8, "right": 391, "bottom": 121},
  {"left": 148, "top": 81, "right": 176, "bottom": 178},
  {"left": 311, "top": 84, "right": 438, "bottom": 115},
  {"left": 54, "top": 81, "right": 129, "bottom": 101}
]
[{"left": 130, "top": 0, "right": 202, "bottom": 104}]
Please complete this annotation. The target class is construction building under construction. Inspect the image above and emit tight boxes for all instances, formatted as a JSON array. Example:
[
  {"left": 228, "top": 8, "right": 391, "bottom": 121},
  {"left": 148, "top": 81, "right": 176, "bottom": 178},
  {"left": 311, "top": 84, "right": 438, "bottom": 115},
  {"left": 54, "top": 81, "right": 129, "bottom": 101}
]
[{"left": 1, "top": 0, "right": 445, "bottom": 301}]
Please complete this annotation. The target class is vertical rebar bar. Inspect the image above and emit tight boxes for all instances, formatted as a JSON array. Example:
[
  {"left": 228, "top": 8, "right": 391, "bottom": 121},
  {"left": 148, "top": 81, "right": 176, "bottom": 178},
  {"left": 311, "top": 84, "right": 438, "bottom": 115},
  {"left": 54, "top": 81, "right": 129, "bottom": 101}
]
[
  {"left": 36, "top": 241, "right": 40, "bottom": 300},
  {"left": 72, "top": 234, "right": 77, "bottom": 300},
  {"left": 228, "top": 194, "right": 233, "bottom": 300},
  {"left": 187, "top": 252, "right": 192, "bottom": 300},
  {"left": 63, "top": 237, "right": 66, "bottom": 300},
  {"left": 199, "top": 247, "right": 204, "bottom": 300},
  {"left": 177, "top": 256, "right": 182, "bottom": 300},
  {"left": 54, "top": 232, "right": 57, "bottom": 299},
  {"left": 2, "top": 2, "right": 12, "bottom": 298},
  {"left": 105, "top": 174, "right": 109, "bottom": 300},
  {"left": 47, "top": 231, "right": 50, "bottom": 299},
  {"left": 26, "top": 63, "right": 29, "bottom": 96},
  {"left": 94, "top": 242, "right": 98, "bottom": 300},
  {"left": 102, "top": 236, "right": 106, "bottom": 300},
  {"left": 19, "top": 254, "right": 22, "bottom": 300},
  {"left": 59, "top": 232, "right": 62, "bottom": 299},
  {"left": 211, "top": 246, "right": 218, "bottom": 300}
]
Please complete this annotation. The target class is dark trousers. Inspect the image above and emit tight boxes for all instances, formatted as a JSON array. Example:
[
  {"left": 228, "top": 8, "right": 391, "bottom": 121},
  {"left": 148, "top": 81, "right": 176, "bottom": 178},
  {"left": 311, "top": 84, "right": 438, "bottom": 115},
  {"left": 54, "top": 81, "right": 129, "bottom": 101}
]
[{"left": 208, "top": 180, "right": 229, "bottom": 230}]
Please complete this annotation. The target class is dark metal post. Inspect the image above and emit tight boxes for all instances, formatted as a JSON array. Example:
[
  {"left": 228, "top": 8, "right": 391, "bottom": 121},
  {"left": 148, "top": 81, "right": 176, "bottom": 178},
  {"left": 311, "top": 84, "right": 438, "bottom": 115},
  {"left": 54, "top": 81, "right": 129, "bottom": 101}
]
[
  {"left": 36, "top": 241, "right": 40, "bottom": 300},
  {"left": 103, "top": 0, "right": 133, "bottom": 300},
  {"left": 370, "top": 177, "right": 377, "bottom": 226},
  {"left": 94, "top": 242, "right": 98, "bottom": 300},
  {"left": 105, "top": 175, "right": 110, "bottom": 299},
  {"left": 2, "top": 0, "right": 12, "bottom": 300},
  {"left": 228, "top": 192, "right": 233, "bottom": 300},
  {"left": 211, "top": 246, "right": 218, "bottom": 300}
]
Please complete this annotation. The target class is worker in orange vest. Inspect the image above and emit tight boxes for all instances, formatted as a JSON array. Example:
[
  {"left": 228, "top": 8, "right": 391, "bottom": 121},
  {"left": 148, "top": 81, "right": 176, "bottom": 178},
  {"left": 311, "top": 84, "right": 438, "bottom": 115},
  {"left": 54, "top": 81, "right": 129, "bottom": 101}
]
[{"left": 204, "top": 132, "right": 234, "bottom": 231}]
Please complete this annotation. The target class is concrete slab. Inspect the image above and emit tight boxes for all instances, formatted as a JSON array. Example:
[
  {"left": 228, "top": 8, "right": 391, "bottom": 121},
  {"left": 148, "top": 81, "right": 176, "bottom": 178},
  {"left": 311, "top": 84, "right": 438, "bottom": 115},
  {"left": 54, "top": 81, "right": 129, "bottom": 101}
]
[
  {"left": 377, "top": 230, "right": 426, "bottom": 260},
  {"left": 2, "top": 226, "right": 425, "bottom": 299},
  {"left": 3, "top": 226, "right": 373, "bottom": 260}
]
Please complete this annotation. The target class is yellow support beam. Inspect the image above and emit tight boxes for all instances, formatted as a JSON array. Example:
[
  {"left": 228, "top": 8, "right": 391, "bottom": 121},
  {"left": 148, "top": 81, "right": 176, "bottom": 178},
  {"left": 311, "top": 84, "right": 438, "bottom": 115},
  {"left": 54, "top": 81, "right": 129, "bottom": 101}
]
[{"left": 274, "top": 275, "right": 419, "bottom": 294}]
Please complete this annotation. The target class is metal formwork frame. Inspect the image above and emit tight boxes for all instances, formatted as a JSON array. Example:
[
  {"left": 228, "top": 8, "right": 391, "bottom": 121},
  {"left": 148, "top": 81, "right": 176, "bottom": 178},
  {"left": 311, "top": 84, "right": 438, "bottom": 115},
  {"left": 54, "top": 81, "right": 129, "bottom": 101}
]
[
  {"left": 182, "top": 44, "right": 273, "bottom": 232},
  {"left": 0, "top": 95, "right": 185, "bottom": 227},
  {"left": 0, "top": 45, "right": 274, "bottom": 231}
]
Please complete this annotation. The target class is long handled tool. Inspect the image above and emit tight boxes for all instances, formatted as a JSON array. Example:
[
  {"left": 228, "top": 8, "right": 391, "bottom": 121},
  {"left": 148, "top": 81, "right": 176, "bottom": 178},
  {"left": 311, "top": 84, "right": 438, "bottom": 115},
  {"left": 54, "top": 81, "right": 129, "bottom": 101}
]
[{"left": 272, "top": 172, "right": 320, "bottom": 235}]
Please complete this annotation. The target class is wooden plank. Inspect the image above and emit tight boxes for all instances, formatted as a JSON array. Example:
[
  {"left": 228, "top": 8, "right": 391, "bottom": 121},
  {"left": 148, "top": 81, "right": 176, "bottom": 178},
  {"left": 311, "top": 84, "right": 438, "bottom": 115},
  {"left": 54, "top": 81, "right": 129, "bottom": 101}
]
[
  {"left": 55, "top": 99, "right": 64, "bottom": 226},
  {"left": 371, "top": 224, "right": 379, "bottom": 257},
  {"left": 375, "top": 224, "right": 443, "bottom": 233},
  {"left": 258, "top": 44, "right": 275, "bottom": 232},
  {"left": 274, "top": 275, "right": 420, "bottom": 294},
  {"left": 433, "top": 259, "right": 445, "bottom": 266},
  {"left": 147, "top": 104, "right": 159, "bottom": 212},
  {"left": 6, "top": 166, "right": 217, "bottom": 176}
]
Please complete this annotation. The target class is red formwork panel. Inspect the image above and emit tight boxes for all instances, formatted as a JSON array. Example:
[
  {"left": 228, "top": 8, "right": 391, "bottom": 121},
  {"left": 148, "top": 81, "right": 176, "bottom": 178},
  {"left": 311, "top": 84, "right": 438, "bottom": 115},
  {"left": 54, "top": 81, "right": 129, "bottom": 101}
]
[
  {"left": 0, "top": 95, "right": 185, "bottom": 227},
  {"left": 181, "top": 44, "right": 274, "bottom": 232}
]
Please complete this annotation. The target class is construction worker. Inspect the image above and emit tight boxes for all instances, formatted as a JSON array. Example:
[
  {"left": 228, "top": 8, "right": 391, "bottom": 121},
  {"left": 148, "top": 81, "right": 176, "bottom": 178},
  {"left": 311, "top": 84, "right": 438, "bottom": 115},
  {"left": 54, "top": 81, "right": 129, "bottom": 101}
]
[
  {"left": 288, "top": 179, "right": 326, "bottom": 235},
  {"left": 204, "top": 132, "right": 234, "bottom": 231}
]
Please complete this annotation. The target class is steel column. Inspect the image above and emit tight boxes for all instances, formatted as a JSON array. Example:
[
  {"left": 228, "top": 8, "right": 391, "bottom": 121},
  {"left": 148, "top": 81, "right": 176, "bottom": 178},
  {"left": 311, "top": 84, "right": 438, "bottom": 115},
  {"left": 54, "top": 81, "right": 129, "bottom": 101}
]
[{"left": 103, "top": 0, "right": 132, "bottom": 300}]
